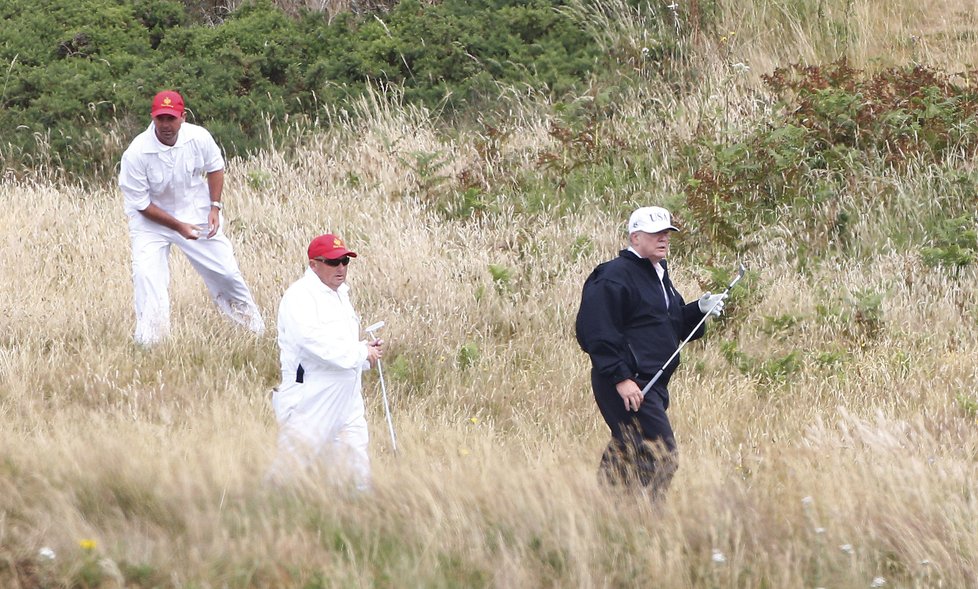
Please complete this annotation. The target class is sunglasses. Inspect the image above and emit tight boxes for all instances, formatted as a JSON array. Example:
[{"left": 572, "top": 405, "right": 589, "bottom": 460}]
[{"left": 315, "top": 256, "right": 351, "bottom": 267}]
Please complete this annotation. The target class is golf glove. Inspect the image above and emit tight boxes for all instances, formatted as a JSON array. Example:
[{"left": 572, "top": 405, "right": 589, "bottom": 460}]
[{"left": 698, "top": 292, "right": 726, "bottom": 317}]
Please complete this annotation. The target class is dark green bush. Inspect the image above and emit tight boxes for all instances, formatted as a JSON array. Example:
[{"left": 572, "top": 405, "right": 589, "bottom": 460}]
[
  {"left": 0, "top": 0, "right": 609, "bottom": 179},
  {"left": 0, "top": 0, "right": 171, "bottom": 175}
]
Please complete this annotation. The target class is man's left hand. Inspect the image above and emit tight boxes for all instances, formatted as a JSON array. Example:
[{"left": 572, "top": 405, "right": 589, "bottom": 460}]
[
  {"left": 366, "top": 339, "right": 384, "bottom": 367},
  {"left": 698, "top": 292, "right": 726, "bottom": 317},
  {"left": 207, "top": 207, "right": 220, "bottom": 238}
]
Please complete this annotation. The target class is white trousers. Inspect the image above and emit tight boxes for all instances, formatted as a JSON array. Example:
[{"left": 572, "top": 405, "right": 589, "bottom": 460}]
[
  {"left": 268, "top": 377, "right": 371, "bottom": 491},
  {"left": 129, "top": 223, "right": 265, "bottom": 346}
]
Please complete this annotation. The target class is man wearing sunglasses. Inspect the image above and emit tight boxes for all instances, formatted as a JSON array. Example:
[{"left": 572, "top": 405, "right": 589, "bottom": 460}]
[{"left": 269, "top": 234, "right": 383, "bottom": 490}]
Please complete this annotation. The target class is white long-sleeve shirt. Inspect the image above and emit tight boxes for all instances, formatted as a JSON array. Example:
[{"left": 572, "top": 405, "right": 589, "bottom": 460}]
[{"left": 277, "top": 269, "right": 369, "bottom": 386}]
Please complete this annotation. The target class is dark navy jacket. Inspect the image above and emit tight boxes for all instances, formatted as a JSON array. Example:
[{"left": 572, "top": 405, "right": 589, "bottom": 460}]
[{"left": 575, "top": 251, "right": 706, "bottom": 390}]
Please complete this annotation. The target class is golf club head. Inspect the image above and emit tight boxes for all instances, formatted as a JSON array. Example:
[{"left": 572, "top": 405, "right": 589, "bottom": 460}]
[
  {"left": 727, "top": 262, "right": 746, "bottom": 291},
  {"left": 365, "top": 320, "right": 385, "bottom": 336}
]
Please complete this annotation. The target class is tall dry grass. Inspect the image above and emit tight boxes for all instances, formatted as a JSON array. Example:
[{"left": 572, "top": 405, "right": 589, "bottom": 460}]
[
  {"left": 4, "top": 1, "right": 978, "bottom": 587},
  {"left": 572, "top": 0, "right": 978, "bottom": 88},
  {"left": 718, "top": 0, "right": 978, "bottom": 72}
]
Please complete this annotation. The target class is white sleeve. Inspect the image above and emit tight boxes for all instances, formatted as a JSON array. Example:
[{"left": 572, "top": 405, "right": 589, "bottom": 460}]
[
  {"left": 199, "top": 128, "right": 225, "bottom": 173},
  {"left": 119, "top": 150, "right": 152, "bottom": 212},
  {"left": 280, "top": 289, "right": 368, "bottom": 371}
]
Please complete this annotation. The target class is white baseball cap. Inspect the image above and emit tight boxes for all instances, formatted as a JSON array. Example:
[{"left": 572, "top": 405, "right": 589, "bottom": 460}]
[{"left": 628, "top": 206, "right": 679, "bottom": 234}]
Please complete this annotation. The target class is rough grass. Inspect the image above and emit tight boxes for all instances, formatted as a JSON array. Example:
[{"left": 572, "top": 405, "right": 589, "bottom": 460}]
[{"left": 3, "top": 1, "right": 978, "bottom": 587}]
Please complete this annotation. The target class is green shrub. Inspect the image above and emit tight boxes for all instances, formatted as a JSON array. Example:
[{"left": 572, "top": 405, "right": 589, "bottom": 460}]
[
  {"left": 920, "top": 216, "right": 977, "bottom": 270},
  {"left": 0, "top": 0, "right": 170, "bottom": 176},
  {"left": 488, "top": 263, "right": 513, "bottom": 293},
  {"left": 814, "top": 348, "right": 848, "bottom": 368},
  {"left": 682, "top": 61, "right": 978, "bottom": 255},
  {"left": 957, "top": 393, "right": 978, "bottom": 420},
  {"left": 851, "top": 288, "right": 884, "bottom": 339},
  {"left": 760, "top": 313, "right": 801, "bottom": 338},
  {"left": 764, "top": 62, "right": 978, "bottom": 167},
  {"left": 570, "top": 235, "right": 593, "bottom": 260},
  {"left": 456, "top": 342, "right": 480, "bottom": 370},
  {"left": 0, "top": 0, "right": 609, "bottom": 179},
  {"left": 758, "top": 350, "right": 802, "bottom": 384}
]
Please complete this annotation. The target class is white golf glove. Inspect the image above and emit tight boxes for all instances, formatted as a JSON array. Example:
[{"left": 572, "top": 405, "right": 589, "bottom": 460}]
[{"left": 698, "top": 292, "right": 726, "bottom": 317}]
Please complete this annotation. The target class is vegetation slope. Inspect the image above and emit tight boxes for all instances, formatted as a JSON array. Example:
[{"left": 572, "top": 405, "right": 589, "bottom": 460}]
[{"left": 2, "top": 0, "right": 978, "bottom": 587}]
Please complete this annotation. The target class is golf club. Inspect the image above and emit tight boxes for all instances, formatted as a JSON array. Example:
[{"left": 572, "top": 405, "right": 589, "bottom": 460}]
[
  {"left": 641, "top": 262, "right": 746, "bottom": 397},
  {"left": 365, "top": 320, "right": 397, "bottom": 453}
]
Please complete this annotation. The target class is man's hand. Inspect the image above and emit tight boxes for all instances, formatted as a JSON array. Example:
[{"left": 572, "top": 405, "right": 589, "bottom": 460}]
[
  {"left": 366, "top": 339, "right": 384, "bottom": 367},
  {"left": 206, "top": 207, "right": 220, "bottom": 238},
  {"left": 698, "top": 292, "right": 726, "bottom": 317},
  {"left": 138, "top": 203, "right": 200, "bottom": 240},
  {"left": 177, "top": 221, "right": 200, "bottom": 240},
  {"left": 206, "top": 170, "right": 224, "bottom": 238},
  {"left": 615, "top": 379, "right": 643, "bottom": 412}
]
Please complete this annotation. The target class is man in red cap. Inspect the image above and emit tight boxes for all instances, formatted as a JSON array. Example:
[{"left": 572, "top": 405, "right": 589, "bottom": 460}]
[
  {"left": 269, "top": 234, "right": 383, "bottom": 490},
  {"left": 119, "top": 90, "right": 264, "bottom": 345}
]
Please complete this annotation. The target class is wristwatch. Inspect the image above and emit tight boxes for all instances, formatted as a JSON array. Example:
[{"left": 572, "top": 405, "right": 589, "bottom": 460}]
[{"left": 209, "top": 201, "right": 223, "bottom": 210}]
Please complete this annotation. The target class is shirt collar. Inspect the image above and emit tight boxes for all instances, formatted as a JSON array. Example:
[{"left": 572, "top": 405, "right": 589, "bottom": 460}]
[
  {"left": 626, "top": 247, "right": 666, "bottom": 275},
  {"left": 141, "top": 121, "right": 187, "bottom": 153}
]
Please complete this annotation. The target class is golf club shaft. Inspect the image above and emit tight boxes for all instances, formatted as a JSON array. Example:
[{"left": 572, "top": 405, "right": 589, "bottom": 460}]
[
  {"left": 368, "top": 327, "right": 398, "bottom": 453},
  {"left": 375, "top": 357, "right": 397, "bottom": 453}
]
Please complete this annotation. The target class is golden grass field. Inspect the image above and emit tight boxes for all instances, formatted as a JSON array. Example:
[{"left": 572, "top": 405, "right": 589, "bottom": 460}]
[{"left": 3, "top": 1, "right": 978, "bottom": 587}]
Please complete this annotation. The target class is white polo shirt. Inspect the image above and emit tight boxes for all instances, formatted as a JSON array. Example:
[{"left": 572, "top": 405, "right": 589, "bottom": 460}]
[{"left": 119, "top": 122, "right": 224, "bottom": 226}]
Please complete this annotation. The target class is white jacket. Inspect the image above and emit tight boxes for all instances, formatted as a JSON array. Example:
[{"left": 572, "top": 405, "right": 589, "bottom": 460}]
[{"left": 273, "top": 269, "right": 371, "bottom": 455}]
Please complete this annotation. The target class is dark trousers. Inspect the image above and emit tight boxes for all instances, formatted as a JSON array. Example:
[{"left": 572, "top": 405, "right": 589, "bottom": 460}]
[{"left": 592, "top": 370, "right": 678, "bottom": 495}]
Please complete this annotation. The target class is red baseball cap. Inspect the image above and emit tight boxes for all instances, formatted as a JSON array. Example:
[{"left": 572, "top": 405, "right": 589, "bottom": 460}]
[
  {"left": 308, "top": 234, "right": 358, "bottom": 260},
  {"left": 151, "top": 90, "right": 185, "bottom": 118}
]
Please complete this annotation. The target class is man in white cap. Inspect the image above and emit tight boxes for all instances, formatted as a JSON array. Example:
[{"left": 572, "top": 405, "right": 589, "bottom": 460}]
[
  {"left": 119, "top": 90, "right": 264, "bottom": 346},
  {"left": 575, "top": 206, "right": 725, "bottom": 497},
  {"left": 269, "top": 234, "right": 383, "bottom": 490}
]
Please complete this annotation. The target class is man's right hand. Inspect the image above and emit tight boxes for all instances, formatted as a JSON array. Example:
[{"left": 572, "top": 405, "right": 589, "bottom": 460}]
[
  {"left": 178, "top": 222, "right": 201, "bottom": 240},
  {"left": 366, "top": 339, "right": 384, "bottom": 367},
  {"left": 615, "top": 379, "right": 643, "bottom": 412},
  {"left": 138, "top": 204, "right": 200, "bottom": 240}
]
